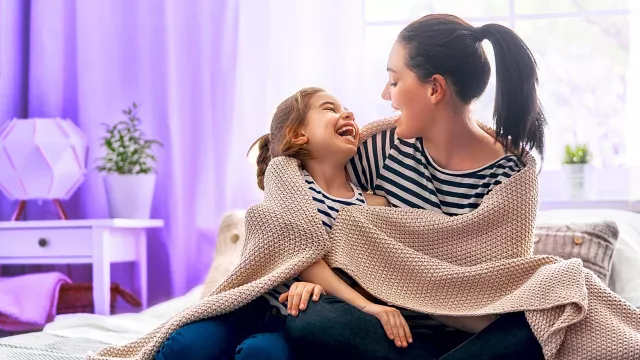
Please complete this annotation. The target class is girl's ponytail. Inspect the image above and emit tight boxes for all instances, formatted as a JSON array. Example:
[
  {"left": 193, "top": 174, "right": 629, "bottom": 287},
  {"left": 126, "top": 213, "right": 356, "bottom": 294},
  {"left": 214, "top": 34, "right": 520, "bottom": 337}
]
[{"left": 252, "top": 134, "right": 271, "bottom": 191}]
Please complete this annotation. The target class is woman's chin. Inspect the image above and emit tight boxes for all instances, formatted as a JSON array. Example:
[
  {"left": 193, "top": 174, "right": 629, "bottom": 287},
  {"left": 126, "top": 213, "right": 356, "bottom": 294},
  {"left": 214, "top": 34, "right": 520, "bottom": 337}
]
[{"left": 393, "top": 116, "right": 410, "bottom": 139}]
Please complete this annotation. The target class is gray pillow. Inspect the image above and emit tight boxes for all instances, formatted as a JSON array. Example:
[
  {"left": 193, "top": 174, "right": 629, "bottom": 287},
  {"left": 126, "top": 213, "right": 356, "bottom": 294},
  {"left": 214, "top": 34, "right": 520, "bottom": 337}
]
[{"left": 533, "top": 221, "right": 619, "bottom": 285}]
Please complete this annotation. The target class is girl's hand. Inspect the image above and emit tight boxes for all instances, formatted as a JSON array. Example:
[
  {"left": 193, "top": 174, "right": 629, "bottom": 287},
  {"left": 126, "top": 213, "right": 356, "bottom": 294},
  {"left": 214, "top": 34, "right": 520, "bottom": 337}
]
[
  {"left": 362, "top": 304, "right": 413, "bottom": 348},
  {"left": 278, "top": 282, "right": 325, "bottom": 316}
]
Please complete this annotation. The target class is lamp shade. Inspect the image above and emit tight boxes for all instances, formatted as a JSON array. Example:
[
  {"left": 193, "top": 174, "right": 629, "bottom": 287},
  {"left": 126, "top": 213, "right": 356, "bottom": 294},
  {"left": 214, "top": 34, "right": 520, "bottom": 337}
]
[{"left": 0, "top": 118, "right": 89, "bottom": 200}]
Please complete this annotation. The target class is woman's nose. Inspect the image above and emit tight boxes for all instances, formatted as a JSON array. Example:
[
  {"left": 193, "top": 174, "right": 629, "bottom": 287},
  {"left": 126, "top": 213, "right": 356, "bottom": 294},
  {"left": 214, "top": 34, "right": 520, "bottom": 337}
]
[{"left": 381, "top": 83, "right": 391, "bottom": 101}]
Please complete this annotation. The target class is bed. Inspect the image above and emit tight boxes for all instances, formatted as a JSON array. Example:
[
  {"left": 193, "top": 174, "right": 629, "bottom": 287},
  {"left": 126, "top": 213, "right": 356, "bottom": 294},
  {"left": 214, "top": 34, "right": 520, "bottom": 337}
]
[
  {"left": 0, "top": 285, "right": 204, "bottom": 359},
  {"left": 1, "top": 209, "right": 639, "bottom": 359}
]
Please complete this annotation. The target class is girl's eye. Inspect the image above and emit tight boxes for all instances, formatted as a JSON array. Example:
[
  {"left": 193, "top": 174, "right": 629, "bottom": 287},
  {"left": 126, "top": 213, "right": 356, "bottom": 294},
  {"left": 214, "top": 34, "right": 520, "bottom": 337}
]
[
  {"left": 389, "top": 82, "right": 398, "bottom": 87},
  {"left": 325, "top": 107, "right": 336, "bottom": 112}
]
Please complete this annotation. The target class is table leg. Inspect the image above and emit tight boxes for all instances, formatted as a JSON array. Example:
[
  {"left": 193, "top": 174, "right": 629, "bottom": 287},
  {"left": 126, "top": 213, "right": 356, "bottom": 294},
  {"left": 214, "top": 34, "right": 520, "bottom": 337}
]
[
  {"left": 92, "top": 228, "right": 111, "bottom": 315},
  {"left": 134, "top": 230, "right": 148, "bottom": 309}
]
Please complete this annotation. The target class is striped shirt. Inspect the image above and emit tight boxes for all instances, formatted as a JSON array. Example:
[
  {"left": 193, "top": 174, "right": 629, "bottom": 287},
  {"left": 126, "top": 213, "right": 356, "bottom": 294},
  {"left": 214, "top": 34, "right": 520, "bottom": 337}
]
[
  {"left": 263, "top": 169, "right": 368, "bottom": 314},
  {"left": 347, "top": 127, "right": 523, "bottom": 215},
  {"left": 346, "top": 127, "right": 523, "bottom": 333},
  {"left": 301, "top": 169, "right": 367, "bottom": 231}
]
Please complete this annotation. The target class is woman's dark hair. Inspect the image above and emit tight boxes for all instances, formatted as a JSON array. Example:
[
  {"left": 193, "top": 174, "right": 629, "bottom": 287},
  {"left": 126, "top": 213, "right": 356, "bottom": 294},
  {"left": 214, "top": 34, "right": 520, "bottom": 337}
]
[
  {"left": 249, "top": 87, "right": 324, "bottom": 190},
  {"left": 398, "top": 14, "right": 546, "bottom": 157}
]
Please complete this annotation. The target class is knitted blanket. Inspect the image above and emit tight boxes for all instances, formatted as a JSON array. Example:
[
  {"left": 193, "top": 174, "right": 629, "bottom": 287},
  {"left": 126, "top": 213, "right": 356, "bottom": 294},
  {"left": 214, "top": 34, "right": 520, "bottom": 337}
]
[{"left": 89, "top": 120, "right": 640, "bottom": 360}]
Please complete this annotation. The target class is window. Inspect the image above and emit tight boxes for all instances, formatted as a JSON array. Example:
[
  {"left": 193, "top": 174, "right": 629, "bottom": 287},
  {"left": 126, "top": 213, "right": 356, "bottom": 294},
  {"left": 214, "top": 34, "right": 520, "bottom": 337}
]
[{"left": 363, "top": 0, "right": 632, "bottom": 169}]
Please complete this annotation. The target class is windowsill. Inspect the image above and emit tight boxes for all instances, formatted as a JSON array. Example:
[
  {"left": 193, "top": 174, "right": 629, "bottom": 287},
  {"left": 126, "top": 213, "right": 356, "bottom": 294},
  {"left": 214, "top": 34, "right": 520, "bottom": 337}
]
[
  {"left": 538, "top": 166, "right": 640, "bottom": 212},
  {"left": 539, "top": 199, "right": 640, "bottom": 212}
]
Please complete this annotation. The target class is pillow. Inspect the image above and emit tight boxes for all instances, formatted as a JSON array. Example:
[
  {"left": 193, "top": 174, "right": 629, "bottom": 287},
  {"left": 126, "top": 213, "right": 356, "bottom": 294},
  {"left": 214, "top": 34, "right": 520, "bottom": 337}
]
[
  {"left": 201, "top": 210, "right": 247, "bottom": 299},
  {"left": 533, "top": 221, "right": 619, "bottom": 285},
  {"left": 536, "top": 209, "right": 640, "bottom": 307}
]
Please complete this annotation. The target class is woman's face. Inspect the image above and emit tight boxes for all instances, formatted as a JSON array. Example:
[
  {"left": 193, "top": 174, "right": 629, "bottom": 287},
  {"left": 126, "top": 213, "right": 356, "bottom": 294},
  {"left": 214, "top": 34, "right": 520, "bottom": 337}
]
[{"left": 382, "top": 41, "right": 435, "bottom": 139}]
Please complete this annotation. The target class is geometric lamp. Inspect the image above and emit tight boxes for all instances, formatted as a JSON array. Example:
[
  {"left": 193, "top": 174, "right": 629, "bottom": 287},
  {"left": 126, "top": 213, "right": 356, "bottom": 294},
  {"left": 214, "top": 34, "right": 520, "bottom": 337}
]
[{"left": 0, "top": 118, "right": 89, "bottom": 220}]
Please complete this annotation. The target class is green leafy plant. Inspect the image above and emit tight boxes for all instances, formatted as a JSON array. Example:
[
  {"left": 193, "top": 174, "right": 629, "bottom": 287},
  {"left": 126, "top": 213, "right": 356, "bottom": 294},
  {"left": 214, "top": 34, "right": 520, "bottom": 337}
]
[
  {"left": 563, "top": 144, "right": 589, "bottom": 165},
  {"left": 97, "top": 102, "right": 162, "bottom": 174}
]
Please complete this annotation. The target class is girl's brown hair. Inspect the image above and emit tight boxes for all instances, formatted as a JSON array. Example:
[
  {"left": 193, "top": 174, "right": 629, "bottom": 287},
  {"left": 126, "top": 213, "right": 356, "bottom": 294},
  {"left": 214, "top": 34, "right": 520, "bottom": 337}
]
[{"left": 250, "top": 87, "right": 325, "bottom": 190}]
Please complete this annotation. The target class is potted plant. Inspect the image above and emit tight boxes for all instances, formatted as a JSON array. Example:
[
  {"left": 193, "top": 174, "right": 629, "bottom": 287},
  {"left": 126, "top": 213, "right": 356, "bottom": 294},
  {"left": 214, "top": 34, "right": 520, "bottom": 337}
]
[
  {"left": 562, "top": 144, "right": 590, "bottom": 199},
  {"left": 97, "top": 103, "right": 162, "bottom": 219}
]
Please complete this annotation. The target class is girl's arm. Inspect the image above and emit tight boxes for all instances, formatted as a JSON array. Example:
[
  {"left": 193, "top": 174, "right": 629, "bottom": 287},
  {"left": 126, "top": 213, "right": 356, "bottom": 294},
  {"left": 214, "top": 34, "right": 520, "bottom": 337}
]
[
  {"left": 293, "top": 259, "right": 414, "bottom": 348},
  {"left": 298, "top": 259, "right": 371, "bottom": 310}
]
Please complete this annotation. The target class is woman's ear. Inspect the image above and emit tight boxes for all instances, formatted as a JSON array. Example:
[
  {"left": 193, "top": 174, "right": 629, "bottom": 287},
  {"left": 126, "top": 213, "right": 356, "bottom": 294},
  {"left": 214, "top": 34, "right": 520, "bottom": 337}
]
[{"left": 428, "top": 75, "right": 447, "bottom": 104}]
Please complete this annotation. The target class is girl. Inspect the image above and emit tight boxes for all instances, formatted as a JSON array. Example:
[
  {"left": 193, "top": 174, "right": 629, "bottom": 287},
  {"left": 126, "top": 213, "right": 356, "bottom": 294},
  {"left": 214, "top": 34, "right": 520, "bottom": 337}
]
[{"left": 154, "top": 87, "right": 412, "bottom": 360}]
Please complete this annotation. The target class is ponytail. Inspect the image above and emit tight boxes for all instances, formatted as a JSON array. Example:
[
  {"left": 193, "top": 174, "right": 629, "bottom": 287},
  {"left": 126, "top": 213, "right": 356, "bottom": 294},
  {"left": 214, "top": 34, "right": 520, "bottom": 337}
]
[
  {"left": 399, "top": 14, "right": 547, "bottom": 158},
  {"left": 477, "top": 24, "right": 546, "bottom": 157},
  {"left": 250, "top": 134, "right": 271, "bottom": 191}
]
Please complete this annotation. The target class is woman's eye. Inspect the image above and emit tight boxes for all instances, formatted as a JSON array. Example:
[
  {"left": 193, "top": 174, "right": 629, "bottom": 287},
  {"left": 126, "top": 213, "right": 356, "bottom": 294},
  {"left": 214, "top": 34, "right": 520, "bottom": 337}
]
[
  {"left": 390, "top": 82, "right": 398, "bottom": 87},
  {"left": 325, "top": 107, "right": 336, "bottom": 112}
]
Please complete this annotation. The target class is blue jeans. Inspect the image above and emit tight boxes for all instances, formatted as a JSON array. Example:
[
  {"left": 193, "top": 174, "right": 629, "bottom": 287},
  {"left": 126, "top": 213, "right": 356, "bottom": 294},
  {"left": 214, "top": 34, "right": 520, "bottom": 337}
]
[
  {"left": 155, "top": 296, "right": 292, "bottom": 360},
  {"left": 286, "top": 295, "right": 544, "bottom": 360}
]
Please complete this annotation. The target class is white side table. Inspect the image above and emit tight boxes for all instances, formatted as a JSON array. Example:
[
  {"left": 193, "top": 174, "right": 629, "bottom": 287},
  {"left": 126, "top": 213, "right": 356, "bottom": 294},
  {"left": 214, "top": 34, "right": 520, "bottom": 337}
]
[{"left": 0, "top": 219, "right": 163, "bottom": 315}]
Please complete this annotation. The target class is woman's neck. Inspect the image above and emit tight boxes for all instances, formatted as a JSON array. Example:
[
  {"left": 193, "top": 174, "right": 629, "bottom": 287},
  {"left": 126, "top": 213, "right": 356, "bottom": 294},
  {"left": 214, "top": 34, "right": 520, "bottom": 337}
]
[
  {"left": 420, "top": 108, "right": 503, "bottom": 171},
  {"left": 303, "top": 161, "right": 352, "bottom": 197}
]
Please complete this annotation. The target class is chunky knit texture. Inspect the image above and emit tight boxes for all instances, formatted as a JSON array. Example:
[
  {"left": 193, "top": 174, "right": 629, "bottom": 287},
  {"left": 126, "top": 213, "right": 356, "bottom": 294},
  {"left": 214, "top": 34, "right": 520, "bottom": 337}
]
[{"left": 89, "top": 119, "right": 640, "bottom": 360}]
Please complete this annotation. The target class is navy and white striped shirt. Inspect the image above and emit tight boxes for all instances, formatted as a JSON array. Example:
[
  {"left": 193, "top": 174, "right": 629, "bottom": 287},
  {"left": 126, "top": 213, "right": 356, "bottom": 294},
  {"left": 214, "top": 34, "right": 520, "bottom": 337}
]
[
  {"left": 301, "top": 169, "right": 367, "bottom": 231},
  {"left": 347, "top": 127, "right": 523, "bottom": 216},
  {"left": 263, "top": 170, "right": 367, "bottom": 314}
]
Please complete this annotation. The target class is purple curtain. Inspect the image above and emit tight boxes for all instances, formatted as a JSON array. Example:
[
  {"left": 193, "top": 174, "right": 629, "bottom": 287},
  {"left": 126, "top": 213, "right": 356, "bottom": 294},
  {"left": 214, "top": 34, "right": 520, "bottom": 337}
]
[{"left": 0, "top": 0, "right": 240, "bottom": 307}]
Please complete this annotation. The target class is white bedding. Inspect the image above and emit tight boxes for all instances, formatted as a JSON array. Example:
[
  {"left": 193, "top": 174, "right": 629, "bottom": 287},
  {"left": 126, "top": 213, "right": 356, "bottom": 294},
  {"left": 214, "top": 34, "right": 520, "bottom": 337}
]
[{"left": 41, "top": 285, "right": 204, "bottom": 345}]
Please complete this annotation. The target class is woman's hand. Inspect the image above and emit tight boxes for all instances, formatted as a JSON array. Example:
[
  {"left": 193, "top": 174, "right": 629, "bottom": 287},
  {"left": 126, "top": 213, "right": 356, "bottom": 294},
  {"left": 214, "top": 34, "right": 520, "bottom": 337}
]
[
  {"left": 362, "top": 304, "right": 413, "bottom": 348},
  {"left": 278, "top": 282, "right": 325, "bottom": 316}
]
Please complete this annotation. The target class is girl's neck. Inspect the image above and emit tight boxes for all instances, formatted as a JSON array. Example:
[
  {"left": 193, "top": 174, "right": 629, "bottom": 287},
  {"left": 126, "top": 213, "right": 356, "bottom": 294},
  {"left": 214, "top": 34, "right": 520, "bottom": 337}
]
[{"left": 303, "top": 160, "right": 352, "bottom": 197}]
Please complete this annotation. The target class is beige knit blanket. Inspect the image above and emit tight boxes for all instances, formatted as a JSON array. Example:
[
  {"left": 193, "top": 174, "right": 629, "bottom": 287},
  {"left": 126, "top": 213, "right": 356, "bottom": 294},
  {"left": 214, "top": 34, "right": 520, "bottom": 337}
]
[{"left": 89, "top": 120, "right": 640, "bottom": 360}]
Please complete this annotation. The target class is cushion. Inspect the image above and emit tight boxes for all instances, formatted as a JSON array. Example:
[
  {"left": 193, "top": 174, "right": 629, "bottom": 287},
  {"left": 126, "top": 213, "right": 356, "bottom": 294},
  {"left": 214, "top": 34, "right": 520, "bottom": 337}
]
[
  {"left": 533, "top": 221, "right": 619, "bottom": 285},
  {"left": 201, "top": 210, "right": 247, "bottom": 298},
  {"left": 536, "top": 209, "right": 640, "bottom": 308}
]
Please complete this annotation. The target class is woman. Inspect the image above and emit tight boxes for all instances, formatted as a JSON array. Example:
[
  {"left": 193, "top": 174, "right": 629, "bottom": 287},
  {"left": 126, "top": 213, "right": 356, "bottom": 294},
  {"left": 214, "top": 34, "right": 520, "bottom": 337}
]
[{"left": 284, "top": 14, "right": 546, "bottom": 360}]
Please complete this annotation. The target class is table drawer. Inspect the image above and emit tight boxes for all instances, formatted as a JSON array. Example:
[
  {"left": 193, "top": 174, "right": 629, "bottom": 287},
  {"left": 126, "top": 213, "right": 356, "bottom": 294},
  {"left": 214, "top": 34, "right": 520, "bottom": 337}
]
[{"left": 0, "top": 228, "right": 93, "bottom": 258}]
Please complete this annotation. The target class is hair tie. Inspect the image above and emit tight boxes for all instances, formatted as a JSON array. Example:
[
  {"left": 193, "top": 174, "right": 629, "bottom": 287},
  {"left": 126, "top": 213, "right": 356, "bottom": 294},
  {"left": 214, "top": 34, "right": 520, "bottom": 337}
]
[{"left": 473, "top": 26, "right": 486, "bottom": 42}]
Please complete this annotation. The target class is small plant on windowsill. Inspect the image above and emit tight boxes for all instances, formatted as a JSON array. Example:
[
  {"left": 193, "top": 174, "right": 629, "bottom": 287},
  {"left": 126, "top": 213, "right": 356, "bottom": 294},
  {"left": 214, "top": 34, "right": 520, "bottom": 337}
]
[
  {"left": 562, "top": 144, "right": 590, "bottom": 199},
  {"left": 563, "top": 144, "right": 589, "bottom": 165},
  {"left": 98, "top": 102, "right": 163, "bottom": 219}
]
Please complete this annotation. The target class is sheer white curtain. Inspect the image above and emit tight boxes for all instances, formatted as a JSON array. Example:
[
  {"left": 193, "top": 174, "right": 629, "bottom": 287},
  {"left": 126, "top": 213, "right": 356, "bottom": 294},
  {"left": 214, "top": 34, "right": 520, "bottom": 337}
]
[
  {"left": 626, "top": 1, "right": 640, "bottom": 166},
  {"left": 231, "top": 0, "right": 368, "bottom": 199},
  {"left": 626, "top": 0, "right": 640, "bottom": 198}
]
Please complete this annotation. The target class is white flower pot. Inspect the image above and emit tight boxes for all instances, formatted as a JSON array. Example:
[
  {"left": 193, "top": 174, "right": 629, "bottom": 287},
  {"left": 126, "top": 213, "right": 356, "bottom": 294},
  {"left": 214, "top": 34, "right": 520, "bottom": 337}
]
[
  {"left": 562, "top": 164, "right": 587, "bottom": 200},
  {"left": 103, "top": 173, "right": 157, "bottom": 219}
]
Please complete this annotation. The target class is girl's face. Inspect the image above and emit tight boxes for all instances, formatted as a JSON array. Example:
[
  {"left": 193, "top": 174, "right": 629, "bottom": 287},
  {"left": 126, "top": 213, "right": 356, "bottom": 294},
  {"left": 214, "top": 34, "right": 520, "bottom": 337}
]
[
  {"left": 296, "top": 92, "right": 359, "bottom": 164},
  {"left": 381, "top": 41, "right": 439, "bottom": 139}
]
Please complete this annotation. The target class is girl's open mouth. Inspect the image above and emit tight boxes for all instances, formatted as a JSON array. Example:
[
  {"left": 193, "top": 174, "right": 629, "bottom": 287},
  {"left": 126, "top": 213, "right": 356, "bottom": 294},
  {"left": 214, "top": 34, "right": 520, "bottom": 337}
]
[{"left": 336, "top": 124, "right": 357, "bottom": 142}]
